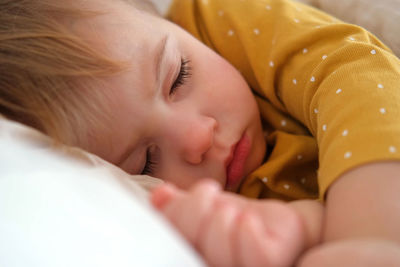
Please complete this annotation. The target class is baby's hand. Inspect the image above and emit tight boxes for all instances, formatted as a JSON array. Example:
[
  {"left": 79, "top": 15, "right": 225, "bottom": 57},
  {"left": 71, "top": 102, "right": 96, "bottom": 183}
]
[{"left": 151, "top": 180, "right": 310, "bottom": 267}]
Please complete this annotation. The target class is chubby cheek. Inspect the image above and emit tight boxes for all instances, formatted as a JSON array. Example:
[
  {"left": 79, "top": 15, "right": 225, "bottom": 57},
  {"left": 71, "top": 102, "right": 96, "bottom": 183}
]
[
  {"left": 248, "top": 126, "right": 267, "bottom": 172},
  {"left": 189, "top": 40, "right": 254, "bottom": 105},
  {"left": 157, "top": 165, "right": 194, "bottom": 190},
  {"left": 214, "top": 58, "right": 266, "bottom": 178},
  {"left": 213, "top": 58, "right": 259, "bottom": 122}
]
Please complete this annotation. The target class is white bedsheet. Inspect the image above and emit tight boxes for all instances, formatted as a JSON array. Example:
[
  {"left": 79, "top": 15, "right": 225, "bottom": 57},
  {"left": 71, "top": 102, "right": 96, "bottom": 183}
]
[{"left": 0, "top": 118, "right": 204, "bottom": 267}]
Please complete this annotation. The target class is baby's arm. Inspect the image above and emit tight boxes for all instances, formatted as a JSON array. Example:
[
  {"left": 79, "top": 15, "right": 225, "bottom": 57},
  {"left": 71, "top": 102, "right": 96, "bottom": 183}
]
[
  {"left": 298, "top": 161, "right": 400, "bottom": 266},
  {"left": 151, "top": 180, "right": 323, "bottom": 267}
]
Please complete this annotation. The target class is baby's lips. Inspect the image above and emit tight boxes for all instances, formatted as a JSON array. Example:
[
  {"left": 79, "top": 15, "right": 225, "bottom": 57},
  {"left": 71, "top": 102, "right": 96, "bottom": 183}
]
[{"left": 150, "top": 183, "right": 177, "bottom": 210}]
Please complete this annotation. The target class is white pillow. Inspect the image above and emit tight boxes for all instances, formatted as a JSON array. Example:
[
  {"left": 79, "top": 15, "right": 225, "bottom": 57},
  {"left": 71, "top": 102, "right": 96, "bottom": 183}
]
[{"left": 0, "top": 118, "right": 205, "bottom": 267}]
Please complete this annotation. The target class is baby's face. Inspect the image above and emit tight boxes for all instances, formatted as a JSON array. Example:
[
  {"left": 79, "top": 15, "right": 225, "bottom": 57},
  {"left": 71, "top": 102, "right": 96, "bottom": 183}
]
[{"left": 77, "top": 0, "right": 266, "bottom": 192}]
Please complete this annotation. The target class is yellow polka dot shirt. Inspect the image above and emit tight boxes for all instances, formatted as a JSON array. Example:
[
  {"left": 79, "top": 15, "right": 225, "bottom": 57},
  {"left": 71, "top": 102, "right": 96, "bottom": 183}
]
[{"left": 167, "top": 0, "right": 400, "bottom": 200}]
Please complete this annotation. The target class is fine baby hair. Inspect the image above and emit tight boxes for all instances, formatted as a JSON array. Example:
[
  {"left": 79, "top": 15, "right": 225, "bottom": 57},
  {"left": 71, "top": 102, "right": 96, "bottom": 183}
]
[{"left": 0, "top": 0, "right": 156, "bottom": 145}]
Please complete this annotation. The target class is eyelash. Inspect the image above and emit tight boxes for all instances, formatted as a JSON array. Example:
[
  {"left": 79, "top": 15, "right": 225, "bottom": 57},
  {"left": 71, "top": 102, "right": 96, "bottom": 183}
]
[
  {"left": 170, "top": 58, "right": 191, "bottom": 96},
  {"left": 141, "top": 147, "right": 158, "bottom": 175}
]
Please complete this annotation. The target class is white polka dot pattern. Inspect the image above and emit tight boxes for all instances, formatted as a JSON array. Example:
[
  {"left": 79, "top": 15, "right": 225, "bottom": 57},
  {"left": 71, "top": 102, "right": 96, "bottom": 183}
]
[
  {"left": 269, "top": 61, "right": 274, "bottom": 67},
  {"left": 169, "top": 0, "right": 400, "bottom": 199}
]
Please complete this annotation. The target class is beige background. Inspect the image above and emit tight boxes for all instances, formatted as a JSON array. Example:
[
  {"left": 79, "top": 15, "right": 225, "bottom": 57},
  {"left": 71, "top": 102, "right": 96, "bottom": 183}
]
[{"left": 151, "top": 0, "right": 173, "bottom": 15}]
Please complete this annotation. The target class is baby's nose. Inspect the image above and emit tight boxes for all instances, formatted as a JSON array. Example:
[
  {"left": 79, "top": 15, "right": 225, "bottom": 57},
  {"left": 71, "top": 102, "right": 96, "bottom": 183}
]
[{"left": 181, "top": 116, "right": 217, "bottom": 165}]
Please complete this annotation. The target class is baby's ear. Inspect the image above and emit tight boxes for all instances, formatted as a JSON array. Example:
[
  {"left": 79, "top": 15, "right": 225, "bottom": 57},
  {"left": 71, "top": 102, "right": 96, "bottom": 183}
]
[{"left": 150, "top": 183, "right": 177, "bottom": 210}]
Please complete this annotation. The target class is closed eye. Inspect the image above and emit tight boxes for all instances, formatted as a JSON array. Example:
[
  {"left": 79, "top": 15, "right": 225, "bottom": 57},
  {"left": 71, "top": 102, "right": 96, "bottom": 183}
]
[
  {"left": 170, "top": 58, "right": 191, "bottom": 95},
  {"left": 141, "top": 146, "right": 159, "bottom": 175}
]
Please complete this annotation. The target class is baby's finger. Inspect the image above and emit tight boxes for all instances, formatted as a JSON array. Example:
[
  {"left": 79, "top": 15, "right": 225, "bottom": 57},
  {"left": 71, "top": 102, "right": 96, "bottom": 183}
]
[
  {"left": 237, "top": 211, "right": 293, "bottom": 267},
  {"left": 150, "top": 183, "right": 182, "bottom": 210},
  {"left": 152, "top": 180, "right": 221, "bottom": 245},
  {"left": 167, "top": 180, "right": 221, "bottom": 243},
  {"left": 238, "top": 208, "right": 303, "bottom": 266},
  {"left": 198, "top": 200, "right": 239, "bottom": 267}
]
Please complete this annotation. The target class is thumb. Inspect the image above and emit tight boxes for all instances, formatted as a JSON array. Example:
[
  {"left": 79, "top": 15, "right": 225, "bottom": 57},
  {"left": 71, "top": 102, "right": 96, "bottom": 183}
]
[{"left": 150, "top": 183, "right": 178, "bottom": 210}]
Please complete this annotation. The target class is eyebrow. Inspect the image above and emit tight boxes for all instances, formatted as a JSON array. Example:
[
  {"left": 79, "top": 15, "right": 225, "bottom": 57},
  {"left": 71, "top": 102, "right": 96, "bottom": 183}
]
[{"left": 154, "top": 35, "right": 169, "bottom": 88}]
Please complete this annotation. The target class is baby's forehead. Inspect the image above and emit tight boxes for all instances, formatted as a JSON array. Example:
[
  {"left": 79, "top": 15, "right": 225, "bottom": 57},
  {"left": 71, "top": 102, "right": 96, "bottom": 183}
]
[
  {"left": 75, "top": 0, "right": 160, "bottom": 32},
  {"left": 67, "top": 2, "right": 145, "bottom": 52}
]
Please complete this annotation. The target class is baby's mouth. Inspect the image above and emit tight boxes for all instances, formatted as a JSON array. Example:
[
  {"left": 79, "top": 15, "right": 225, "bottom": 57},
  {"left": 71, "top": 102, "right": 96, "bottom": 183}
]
[{"left": 225, "top": 133, "right": 251, "bottom": 191}]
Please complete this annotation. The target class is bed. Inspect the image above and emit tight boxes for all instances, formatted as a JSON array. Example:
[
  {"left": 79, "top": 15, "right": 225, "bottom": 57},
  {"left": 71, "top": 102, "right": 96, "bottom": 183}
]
[{"left": 1, "top": 0, "right": 399, "bottom": 266}]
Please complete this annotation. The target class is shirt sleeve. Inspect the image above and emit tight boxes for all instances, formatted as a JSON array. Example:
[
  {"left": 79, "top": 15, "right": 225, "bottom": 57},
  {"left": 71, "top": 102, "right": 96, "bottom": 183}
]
[{"left": 167, "top": 0, "right": 400, "bottom": 198}]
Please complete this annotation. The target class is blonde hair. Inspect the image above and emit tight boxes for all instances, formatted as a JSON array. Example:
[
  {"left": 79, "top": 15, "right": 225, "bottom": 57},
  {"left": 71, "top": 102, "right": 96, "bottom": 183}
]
[{"left": 0, "top": 0, "right": 157, "bottom": 145}]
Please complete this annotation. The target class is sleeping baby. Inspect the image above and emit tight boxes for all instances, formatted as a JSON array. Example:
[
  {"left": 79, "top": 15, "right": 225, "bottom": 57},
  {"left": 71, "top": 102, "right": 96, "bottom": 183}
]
[{"left": 1, "top": 0, "right": 400, "bottom": 265}]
